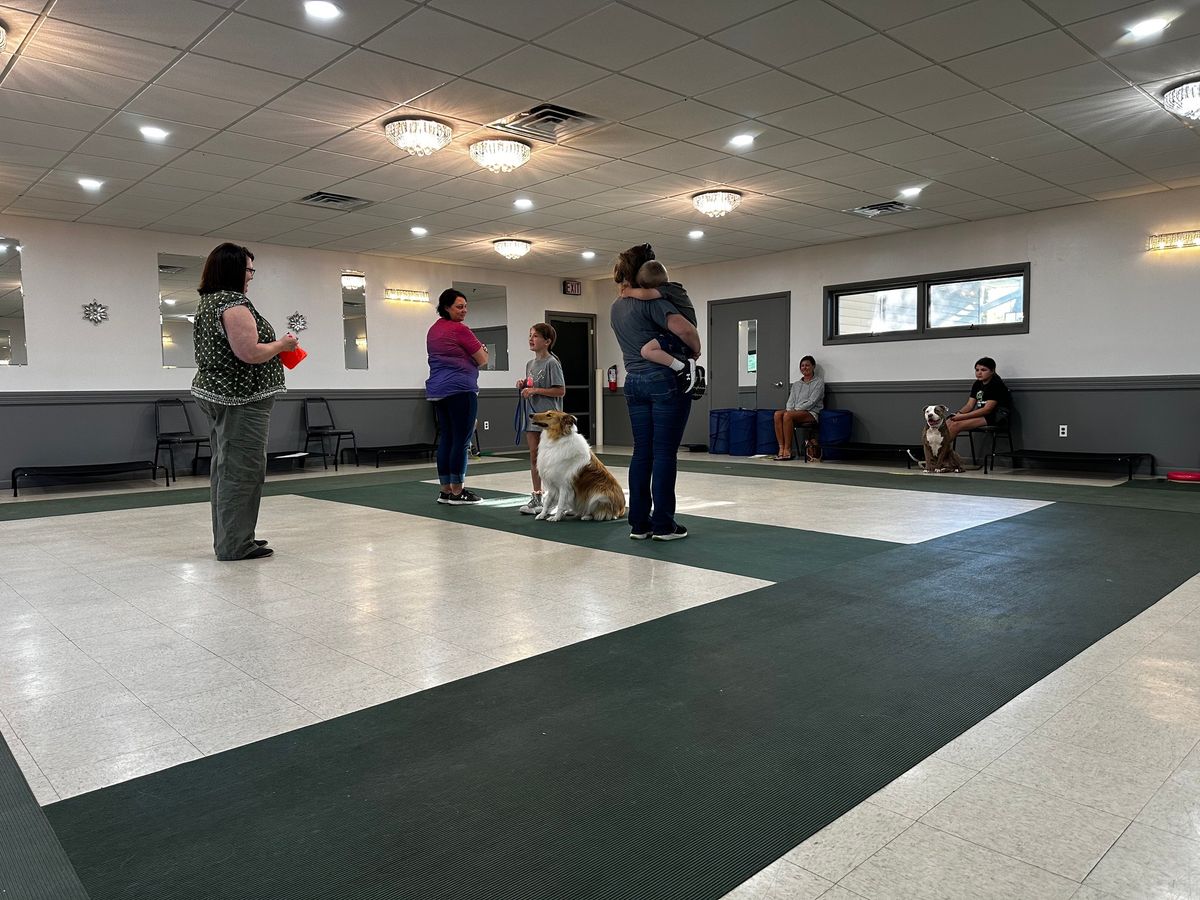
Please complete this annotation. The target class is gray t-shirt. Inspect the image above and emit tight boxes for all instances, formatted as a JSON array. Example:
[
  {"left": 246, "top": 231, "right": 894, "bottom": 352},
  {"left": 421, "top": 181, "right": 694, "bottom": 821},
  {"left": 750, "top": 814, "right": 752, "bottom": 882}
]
[
  {"left": 656, "top": 282, "right": 697, "bottom": 326},
  {"left": 611, "top": 296, "right": 685, "bottom": 375},
  {"left": 524, "top": 354, "right": 564, "bottom": 429}
]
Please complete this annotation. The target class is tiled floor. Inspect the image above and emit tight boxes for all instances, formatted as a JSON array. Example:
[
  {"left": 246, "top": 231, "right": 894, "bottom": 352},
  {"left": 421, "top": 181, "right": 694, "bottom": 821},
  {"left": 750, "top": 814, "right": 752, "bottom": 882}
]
[{"left": 2, "top": 455, "right": 1198, "bottom": 899}]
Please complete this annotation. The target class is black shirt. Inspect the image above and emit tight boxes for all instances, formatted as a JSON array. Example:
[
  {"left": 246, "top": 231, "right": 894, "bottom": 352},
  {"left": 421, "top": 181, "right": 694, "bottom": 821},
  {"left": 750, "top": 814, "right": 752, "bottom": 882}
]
[{"left": 969, "top": 374, "right": 1012, "bottom": 423}]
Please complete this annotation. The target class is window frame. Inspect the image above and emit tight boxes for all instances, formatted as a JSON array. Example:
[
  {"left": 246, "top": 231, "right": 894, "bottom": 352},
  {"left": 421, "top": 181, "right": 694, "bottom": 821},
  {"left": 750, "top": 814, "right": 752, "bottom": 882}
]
[{"left": 823, "top": 262, "right": 1030, "bottom": 346}]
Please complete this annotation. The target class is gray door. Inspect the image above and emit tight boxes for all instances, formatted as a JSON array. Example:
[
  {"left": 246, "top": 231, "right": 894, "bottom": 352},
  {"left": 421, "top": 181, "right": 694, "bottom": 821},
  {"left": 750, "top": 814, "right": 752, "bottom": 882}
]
[{"left": 708, "top": 293, "right": 790, "bottom": 411}]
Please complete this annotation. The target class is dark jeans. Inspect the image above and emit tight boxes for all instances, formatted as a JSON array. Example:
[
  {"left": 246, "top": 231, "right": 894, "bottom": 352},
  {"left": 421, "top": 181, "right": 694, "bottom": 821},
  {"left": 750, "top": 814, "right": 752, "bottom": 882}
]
[
  {"left": 196, "top": 397, "right": 273, "bottom": 560},
  {"left": 624, "top": 369, "right": 692, "bottom": 535},
  {"left": 432, "top": 392, "right": 478, "bottom": 485}
]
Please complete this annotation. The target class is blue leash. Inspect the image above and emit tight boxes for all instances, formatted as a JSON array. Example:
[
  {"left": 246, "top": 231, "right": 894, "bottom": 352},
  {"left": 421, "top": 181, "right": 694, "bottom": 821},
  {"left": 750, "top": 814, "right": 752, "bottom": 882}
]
[{"left": 513, "top": 390, "right": 529, "bottom": 444}]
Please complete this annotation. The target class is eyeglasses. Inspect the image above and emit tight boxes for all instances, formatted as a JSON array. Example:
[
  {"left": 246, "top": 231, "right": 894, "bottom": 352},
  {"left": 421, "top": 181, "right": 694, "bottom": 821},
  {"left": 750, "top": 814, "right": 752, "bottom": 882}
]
[{"left": 246, "top": 267, "right": 256, "bottom": 274}]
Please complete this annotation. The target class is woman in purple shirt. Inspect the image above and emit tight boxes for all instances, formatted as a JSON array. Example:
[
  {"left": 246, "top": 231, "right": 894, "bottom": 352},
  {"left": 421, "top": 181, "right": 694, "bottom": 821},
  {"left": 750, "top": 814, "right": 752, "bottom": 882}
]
[{"left": 426, "top": 289, "right": 488, "bottom": 504}]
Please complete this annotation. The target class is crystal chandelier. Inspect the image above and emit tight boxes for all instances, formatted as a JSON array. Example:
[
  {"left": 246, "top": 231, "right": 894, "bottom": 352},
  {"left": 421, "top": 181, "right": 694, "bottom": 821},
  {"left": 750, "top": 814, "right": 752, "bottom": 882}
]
[
  {"left": 493, "top": 239, "right": 532, "bottom": 260},
  {"left": 470, "top": 139, "right": 531, "bottom": 173},
  {"left": 1163, "top": 80, "right": 1200, "bottom": 119},
  {"left": 383, "top": 118, "right": 453, "bottom": 156},
  {"left": 692, "top": 190, "right": 743, "bottom": 217}
]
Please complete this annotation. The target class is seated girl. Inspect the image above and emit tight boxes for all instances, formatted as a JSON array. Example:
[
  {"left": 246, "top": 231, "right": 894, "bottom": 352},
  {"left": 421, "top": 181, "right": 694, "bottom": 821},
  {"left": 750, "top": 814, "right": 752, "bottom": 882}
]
[{"left": 772, "top": 356, "right": 824, "bottom": 461}]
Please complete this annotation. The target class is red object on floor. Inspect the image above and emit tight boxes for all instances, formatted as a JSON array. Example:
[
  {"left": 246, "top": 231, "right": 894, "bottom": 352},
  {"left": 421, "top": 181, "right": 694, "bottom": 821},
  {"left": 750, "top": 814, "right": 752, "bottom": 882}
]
[
  {"left": 1166, "top": 471, "right": 1200, "bottom": 482},
  {"left": 279, "top": 345, "right": 307, "bottom": 369}
]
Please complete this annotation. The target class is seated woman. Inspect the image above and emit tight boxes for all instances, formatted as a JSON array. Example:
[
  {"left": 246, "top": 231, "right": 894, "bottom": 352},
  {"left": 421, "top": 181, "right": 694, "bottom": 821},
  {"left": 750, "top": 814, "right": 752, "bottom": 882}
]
[
  {"left": 946, "top": 356, "right": 1012, "bottom": 437},
  {"left": 772, "top": 355, "right": 824, "bottom": 461}
]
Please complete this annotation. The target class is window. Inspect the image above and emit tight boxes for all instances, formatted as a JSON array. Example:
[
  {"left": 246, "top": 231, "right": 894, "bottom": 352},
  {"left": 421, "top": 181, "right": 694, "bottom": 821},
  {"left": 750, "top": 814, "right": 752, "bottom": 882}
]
[{"left": 824, "top": 263, "right": 1029, "bottom": 345}]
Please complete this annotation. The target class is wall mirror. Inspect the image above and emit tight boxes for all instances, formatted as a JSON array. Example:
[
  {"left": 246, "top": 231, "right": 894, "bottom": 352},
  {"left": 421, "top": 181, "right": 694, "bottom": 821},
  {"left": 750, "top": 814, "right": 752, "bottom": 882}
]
[
  {"left": 159, "top": 253, "right": 204, "bottom": 369},
  {"left": 342, "top": 271, "right": 368, "bottom": 370},
  {"left": 0, "top": 238, "right": 25, "bottom": 366},
  {"left": 453, "top": 280, "right": 507, "bottom": 371},
  {"left": 738, "top": 317, "right": 757, "bottom": 405}
]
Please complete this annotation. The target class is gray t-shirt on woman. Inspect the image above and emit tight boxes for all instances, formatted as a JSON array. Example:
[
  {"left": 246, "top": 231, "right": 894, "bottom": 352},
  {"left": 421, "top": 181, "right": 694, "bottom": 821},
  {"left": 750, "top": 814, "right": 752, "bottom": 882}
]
[{"left": 786, "top": 375, "right": 825, "bottom": 417}]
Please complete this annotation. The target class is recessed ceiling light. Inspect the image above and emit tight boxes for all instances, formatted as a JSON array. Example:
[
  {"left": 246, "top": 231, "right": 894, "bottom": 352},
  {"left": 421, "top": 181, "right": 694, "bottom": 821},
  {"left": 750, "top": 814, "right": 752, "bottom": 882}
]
[
  {"left": 411, "top": 226, "right": 428, "bottom": 236},
  {"left": 729, "top": 134, "right": 755, "bottom": 147},
  {"left": 304, "top": 1, "right": 342, "bottom": 20},
  {"left": 78, "top": 178, "right": 103, "bottom": 190},
  {"left": 900, "top": 186, "right": 922, "bottom": 198},
  {"left": 1128, "top": 17, "right": 1169, "bottom": 38},
  {"left": 140, "top": 125, "right": 170, "bottom": 141},
  {"left": 513, "top": 198, "right": 534, "bottom": 209},
  {"left": 688, "top": 230, "right": 704, "bottom": 239},
  {"left": 581, "top": 250, "right": 595, "bottom": 259}
]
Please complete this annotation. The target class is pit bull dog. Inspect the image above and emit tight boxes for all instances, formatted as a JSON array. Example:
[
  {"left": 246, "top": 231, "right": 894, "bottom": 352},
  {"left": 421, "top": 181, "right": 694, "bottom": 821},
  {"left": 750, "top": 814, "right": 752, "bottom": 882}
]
[{"left": 907, "top": 404, "right": 966, "bottom": 474}]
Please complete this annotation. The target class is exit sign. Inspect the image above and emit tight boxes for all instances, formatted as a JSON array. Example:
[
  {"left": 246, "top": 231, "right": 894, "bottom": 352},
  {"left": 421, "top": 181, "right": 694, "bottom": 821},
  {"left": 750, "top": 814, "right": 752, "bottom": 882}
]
[{"left": 562, "top": 279, "right": 582, "bottom": 296}]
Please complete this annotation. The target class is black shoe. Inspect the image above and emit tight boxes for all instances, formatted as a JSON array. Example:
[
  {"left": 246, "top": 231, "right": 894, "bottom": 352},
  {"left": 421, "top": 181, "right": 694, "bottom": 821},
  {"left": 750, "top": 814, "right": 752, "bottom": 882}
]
[
  {"left": 445, "top": 488, "right": 482, "bottom": 505},
  {"left": 254, "top": 539, "right": 268, "bottom": 547},
  {"left": 676, "top": 359, "right": 697, "bottom": 395},
  {"left": 652, "top": 524, "right": 688, "bottom": 541},
  {"left": 629, "top": 529, "right": 651, "bottom": 540},
  {"left": 437, "top": 491, "right": 454, "bottom": 504},
  {"left": 689, "top": 365, "right": 706, "bottom": 400},
  {"left": 242, "top": 545, "right": 274, "bottom": 559}
]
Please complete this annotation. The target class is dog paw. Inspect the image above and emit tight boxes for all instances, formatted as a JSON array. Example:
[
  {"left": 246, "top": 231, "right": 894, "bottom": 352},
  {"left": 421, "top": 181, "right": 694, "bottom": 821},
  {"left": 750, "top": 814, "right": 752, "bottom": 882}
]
[
  {"left": 580, "top": 514, "right": 594, "bottom": 521},
  {"left": 534, "top": 511, "right": 548, "bottom": 520}
]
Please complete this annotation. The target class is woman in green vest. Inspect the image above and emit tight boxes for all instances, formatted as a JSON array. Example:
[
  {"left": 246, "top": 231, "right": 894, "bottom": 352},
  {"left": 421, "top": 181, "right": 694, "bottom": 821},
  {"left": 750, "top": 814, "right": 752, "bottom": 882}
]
[{"left": 191, "top": 243, "right": 297, "bottom": 560}]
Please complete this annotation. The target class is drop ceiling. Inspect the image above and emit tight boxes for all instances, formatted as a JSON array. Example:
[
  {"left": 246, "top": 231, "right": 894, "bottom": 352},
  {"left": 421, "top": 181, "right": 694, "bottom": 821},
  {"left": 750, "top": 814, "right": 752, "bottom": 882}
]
[{"left": 0, "top": 0, "right": 1198, "bottom": 277}]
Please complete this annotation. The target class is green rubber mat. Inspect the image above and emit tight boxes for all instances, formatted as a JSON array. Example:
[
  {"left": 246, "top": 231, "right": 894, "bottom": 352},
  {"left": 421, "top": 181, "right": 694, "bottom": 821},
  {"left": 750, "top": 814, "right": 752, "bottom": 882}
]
[
  {"left": 297, "top": 480, "right": 896, "bottom": 582},
  {"left": 44, "top": 501, "right": 1200, "bottom": 900}
]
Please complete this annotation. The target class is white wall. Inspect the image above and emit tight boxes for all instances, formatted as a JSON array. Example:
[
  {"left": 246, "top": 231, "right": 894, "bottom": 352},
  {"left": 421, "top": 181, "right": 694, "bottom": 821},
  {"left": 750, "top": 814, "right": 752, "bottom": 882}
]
[
  {"left": 0, "top": 214, "right": 591, "bottom": 391},
  {"left": 595, "top": 186, "right": 1200, "bottom": 384}
]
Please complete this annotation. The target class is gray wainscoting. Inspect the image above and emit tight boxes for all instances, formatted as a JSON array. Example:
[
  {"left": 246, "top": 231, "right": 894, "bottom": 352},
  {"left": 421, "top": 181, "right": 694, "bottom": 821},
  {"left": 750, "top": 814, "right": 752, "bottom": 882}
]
[{"left": 601, "top": 376, "right": 1200, "bottom": 472}]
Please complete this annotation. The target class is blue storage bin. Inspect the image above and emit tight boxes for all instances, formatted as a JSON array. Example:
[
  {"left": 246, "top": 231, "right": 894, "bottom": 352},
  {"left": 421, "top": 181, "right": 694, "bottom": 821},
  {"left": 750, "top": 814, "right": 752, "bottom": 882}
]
[
  {"left": 709, "top": 408, "right": 732, "bottom": 454},
  {"left": 818, "top": 409, "right": 853, "bottom": 459},
  {"left": 728, "top": 409, "right": 757, "bottom": 456},
  {"left": 755, "top": 409, "right": 778, "bottom": 456}
]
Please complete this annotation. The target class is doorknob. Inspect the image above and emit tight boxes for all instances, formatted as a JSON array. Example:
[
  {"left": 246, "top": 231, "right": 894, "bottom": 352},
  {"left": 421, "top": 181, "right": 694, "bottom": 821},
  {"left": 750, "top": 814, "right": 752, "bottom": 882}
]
[{"left": 773, "top": 381, "right": 784, "bottom": 388}]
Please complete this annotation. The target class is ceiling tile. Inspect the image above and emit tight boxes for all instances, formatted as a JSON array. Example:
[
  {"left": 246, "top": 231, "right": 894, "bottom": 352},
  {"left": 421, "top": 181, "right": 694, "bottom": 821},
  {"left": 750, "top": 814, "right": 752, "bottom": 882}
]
[
  {"left": 144, "top": 168, "right": 242, "bottom": 192},
  {"left": 408, "top": 79, "right": 537, "bottom": 126},
  {"left": 193, "top": 13, "right": 348, "bottom": 79},
  {"left": 1109, "top": 32, "right": 1200, "bottom": 82},
  {"left": 816, "top": 117, "right": 926, "bottom": 152},
  {"left": 467, "top": 46, "right": 607, "bottom": 100},
  {"left": 171, "top": 150, "right": 274, "bottom": 179},
  {"left": 627, "top": 41, "right": 769, "bottom": 95},
  {"left": 127, "top": 85, "right": 255, "bottom": 129},
  {"left": 23, "top": 19, "right": 181, "bottom": 80},
  {"left": 97, "top": 113, "right": 218, "bottom": 149},
  {"left": 928, "top": 197, "right": 1023, "bottom": 218},
  {"left": 1025, "top": 0, "right": 1145, "bottom": 26},
  {"left": 680, "top": 156, "right": 775, "bottom": 184},
  {"left": 0, "top": 142, "right": 68, "bottom": 168},
  {"left": 786, "top": 35, "right": 928, "bottom": 92},
  {"left": 861, "top": 133, "right": 962, "bottom": 164},
  {"left": 896, "top": 92, "right": 1020, "bottom": 131},
  {"left": 687, "top": 122, "right": 799, "bottom": 154},
  {"left": 983, "top": 130, "right": 1085, "bottom": 161},
  {"left": 0, "top": 90, "right": 112, "bottom": 130},
  {"left": 560, "top": 125, "right": 673, "bottom": 158},
  {"left": 888, "top": 0, "right": 1053, "bottom": 60},
  {"left": 825, "top": 0, "right": 976, "bottom": 30},
  {"left": 0, "top": 8, "right": 39, "bottom": 46},
  {"left": 624, "top": 100, "right": 744, "bottom": 140},
  {"left": 537, "top": 5, "right": 693, "bottom": 69},
  {"left": 624, "top": 142, "right": 726, "bottom": 170},
  {"left": 992, "top": 61, "right": 1131, "bottom": 109},
  {"left": 528, "top": 176, "right": 610, "bottom": 199},
  {"left": 0, "top": 117, "right": 88, "bottom": 151},
  {"left": 195, "top": 132, "right": 306, "bottom": 165},
  {"left": 352, "top": 163, "right": 455, "bottom": 191},
  {"left": 283, "top": 149, "right": 383, "bottom": 178},
  {"left": 993, "top": 186, "right": 1090, "bottom": 210},
  {"left": 57, "top": 153, "right": 160, "bottom": 180},
  {"left": 946, "top": 30, "right": 1096, "bottom": 87},
  {"left": 743, "top": 138, "right": 842, "bottom": 168},
  {"left": 797, "top": 153, "right": 898, "bottom": 180},
  {"left": 155, "top": 55, "right": 299, "bottom": 106},
  {"left": 4, "top": 58, "right": 142, "bottom": 109},
  {"left": 939, "top": 113, "right": 1064, "bottom": 149},
  {"left": 230, "top": 109, "right": 348, "bottom": 144},
  {"left": 938, "top": 162, "right": 1056, "bottom": 194},
  {"left": 74, "top": 134, "right": 186, "bottom": 166},
  {"left": 1016, "top": 146, "right": 1131, "bottom": 178},
  {"left": 311, "top": 51, "right": 452, "bottom": 105},
  {"left": 1034, "top": 89, "right": 1182, "bottom": 144},
  {"left": 235, "top": 0, "right": 415, "bottom": 43},
  {"left": 268, "top": 83, "right": 397, "bottom": 128},
  {"left": 904, "top": 148, "right": 1007, "bottom": 176},
  {"left": 430, "top": 0, "right": 609, "bottom": 39},
  {"left": 367, "top": 9, "right": 519, "bottom": 75},
  {"left": 577, "top": 159, "right": 673, "bottom": 186},
  {"left": 696, "top": 71, "right": 827, "bottom": 118},
  {"left": 551, "top": 75, "right": 683, "bottom": 122},
  {"left": 713, "top": 1, "right": 873, "bottom": 66},
  {"left": 849, "top": 66, "right": 977, "bottom": 115},
  {"left": 318, "top": 130, "right": 406, "bottom": 163},
  {"left": 761, "top": 96, "right": 878, "bottom": 136},
  {"left": 49, "top": 0, "right": 224, "bottom": 46},
  {"left": 1068, "top": 4, "right": 1200, "bottom": 57}
]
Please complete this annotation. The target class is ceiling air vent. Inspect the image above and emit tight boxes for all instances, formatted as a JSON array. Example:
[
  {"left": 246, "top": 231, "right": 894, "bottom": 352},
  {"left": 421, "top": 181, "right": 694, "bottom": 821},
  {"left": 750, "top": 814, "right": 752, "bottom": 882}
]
[
  {"left": 297, "top": 191, "right": 373, "bottom": 212},
  {"left": 847, "top": 201, "right": 917, "bottom": 218},
  {"left": 488, "top": 104, "right": 605, "bottom": 144}
]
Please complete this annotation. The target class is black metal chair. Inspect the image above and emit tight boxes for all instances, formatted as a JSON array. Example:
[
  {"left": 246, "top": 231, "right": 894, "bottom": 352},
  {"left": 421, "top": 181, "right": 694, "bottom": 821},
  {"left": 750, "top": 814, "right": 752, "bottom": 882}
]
[
  {"left": 303, "top": 397, "right": 358, "bottom": 471},
  {"left": 956, "top": 411, "right": 1015, "bottom": 472},
  {"left": 154, "top": 399, "right": 210, "bottom": 483}
]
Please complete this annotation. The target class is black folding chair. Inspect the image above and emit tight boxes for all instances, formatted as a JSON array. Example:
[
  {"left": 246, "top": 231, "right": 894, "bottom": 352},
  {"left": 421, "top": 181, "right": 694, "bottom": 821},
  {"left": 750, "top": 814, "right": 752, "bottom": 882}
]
[
  {"left": 303, "top": 397, "right": 359, "bottom": 471},
  {"left": 154, "top": 399, "right": 211, "bottom": 483}
]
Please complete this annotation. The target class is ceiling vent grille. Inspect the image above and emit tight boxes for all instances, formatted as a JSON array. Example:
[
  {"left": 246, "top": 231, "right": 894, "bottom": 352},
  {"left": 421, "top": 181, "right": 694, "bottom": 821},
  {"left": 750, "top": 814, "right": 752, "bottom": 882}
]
[
  {"left": 297, "top": 191, "right": 373, "bottom": 211},
  {"left": 847, "top": 201, "right": 917, "bottom": 218},
  {"left": 488, "top": 104, "right": 604, "bottom": 144}
]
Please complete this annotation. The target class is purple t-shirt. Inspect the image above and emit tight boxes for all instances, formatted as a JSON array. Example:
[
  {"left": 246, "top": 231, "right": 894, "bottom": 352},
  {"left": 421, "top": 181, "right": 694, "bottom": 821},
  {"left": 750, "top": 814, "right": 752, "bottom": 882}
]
[{"left": 425, "top": 318, "right": 483, "bottom": 399}]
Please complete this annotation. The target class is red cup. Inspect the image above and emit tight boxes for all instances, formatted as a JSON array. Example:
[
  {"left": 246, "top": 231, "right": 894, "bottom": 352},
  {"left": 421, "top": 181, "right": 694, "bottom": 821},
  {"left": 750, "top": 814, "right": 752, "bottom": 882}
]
[{"left": 279, "top": 345, "right": 307, "bottom": 369}]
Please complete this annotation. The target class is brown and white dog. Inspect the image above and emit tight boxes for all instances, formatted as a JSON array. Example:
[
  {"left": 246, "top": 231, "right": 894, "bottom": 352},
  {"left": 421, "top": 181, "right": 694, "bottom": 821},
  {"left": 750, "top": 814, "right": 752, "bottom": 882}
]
[
  {"left": 907, "top": 404, "right": 966, "bottom": 474},
  {"left": 529, "top": 410, "right": 626, "bottom": 522}
]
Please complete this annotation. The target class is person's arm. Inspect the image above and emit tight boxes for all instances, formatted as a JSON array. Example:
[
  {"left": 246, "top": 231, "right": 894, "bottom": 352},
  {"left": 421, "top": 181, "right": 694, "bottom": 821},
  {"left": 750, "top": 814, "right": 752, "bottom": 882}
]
[
  {"left": 785, "top": 382, "right": 801, "bottom": 411},
  {"left": 666, "top": 313, "right": 700, "bottom": 358},
  {"left": 222, "top": 305, "right": 296, "bottom": 364},
  {"left": 620, "top": 287, "right": 662, "bottom": 300},
  {"left": 522, "top": 384, "right": 565, "bottom": 399},
  {"left": 796, "top": 378, "right": 825, "bottom": 412},
  {"left": 471, "top": 345, "right": 488, "bottom": 367}
]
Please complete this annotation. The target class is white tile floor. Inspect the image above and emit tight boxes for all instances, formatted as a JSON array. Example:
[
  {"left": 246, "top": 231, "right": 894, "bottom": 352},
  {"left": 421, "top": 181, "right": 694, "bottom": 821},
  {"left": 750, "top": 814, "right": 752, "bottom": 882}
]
[{"left": 2, "top": 456, "right": 1197, "bottom": 900}]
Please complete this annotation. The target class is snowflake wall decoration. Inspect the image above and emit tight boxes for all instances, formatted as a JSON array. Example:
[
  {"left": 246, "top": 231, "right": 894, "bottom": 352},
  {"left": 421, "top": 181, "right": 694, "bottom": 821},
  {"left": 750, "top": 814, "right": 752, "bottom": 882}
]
[
  {"left": 82, "top": 300, "right": 109, "bottom": 325},
  {"left": 287, "top": 311, "right": 308, "bottom": 333}
]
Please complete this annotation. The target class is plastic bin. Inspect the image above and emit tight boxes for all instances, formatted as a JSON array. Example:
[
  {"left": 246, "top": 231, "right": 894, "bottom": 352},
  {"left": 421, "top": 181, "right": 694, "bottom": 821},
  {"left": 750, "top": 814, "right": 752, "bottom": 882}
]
[
  {"left": 728, "top": 409, "right": 757, "bottom": 456},
  {"left": 818, "top": 409, "right": 853, "bottom": 459},
  {"left": 755, "top": 409, "right": 778, "bottom": 457},
  {"left": 709, "top": 408, "right": 732, "bottom": 454}
]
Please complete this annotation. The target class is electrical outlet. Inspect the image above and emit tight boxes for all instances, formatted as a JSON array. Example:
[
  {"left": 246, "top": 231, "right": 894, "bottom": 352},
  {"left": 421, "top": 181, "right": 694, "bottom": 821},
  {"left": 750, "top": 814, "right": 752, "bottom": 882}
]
[
  {"left": 1058, "top": 424, "right": 1068, "bottom": 438},
  {"left": 483, "top": 421, "right": 490, "bottom": 431}
]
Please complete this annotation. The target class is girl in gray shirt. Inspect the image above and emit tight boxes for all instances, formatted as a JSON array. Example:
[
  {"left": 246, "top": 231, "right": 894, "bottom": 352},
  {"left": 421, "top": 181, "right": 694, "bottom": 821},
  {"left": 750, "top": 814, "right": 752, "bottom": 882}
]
[{"left": 517, "top": 323, "right": 566, "bottom": 515}]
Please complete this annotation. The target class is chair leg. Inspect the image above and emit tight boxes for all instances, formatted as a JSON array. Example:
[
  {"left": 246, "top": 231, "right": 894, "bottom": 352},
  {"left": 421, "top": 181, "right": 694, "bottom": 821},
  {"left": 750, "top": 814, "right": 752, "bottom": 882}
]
[
  {"left": 352, "top": 435, "right": 359, "bottom": 467},
  {"left": 168, "top": 445, "right": 177, "bottom": 484},
  {"left": 332, "top": 436, "right": 341, "bottom": 471},
  {"left": 192, "top": 445, "right": 201, "bottom": 477}
]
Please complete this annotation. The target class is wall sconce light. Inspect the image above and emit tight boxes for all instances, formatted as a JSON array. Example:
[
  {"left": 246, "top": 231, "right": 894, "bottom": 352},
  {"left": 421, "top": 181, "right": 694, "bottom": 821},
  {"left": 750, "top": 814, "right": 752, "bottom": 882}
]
[
  {"left": 1147, "top": 230, "right": 1200, "bottom": 250},
  {"left": 384, "top": 288, "right": 430, "bottom": 303}
]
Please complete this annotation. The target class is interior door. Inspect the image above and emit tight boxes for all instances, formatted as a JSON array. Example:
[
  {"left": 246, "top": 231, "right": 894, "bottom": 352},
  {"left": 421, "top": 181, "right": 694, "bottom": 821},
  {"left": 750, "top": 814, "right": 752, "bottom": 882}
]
[
  {"left": 708, "top": 294, "right": 791, "bottom": 411},
  {"left": 546, "top": 312, "right": 596, "bottom": 443}
]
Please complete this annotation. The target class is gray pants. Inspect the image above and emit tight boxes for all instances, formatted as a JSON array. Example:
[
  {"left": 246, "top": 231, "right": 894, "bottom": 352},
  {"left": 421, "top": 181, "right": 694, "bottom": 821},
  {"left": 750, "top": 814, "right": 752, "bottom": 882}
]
[{"left": 197, "top": 398, "right": 273, "bottom": 560}]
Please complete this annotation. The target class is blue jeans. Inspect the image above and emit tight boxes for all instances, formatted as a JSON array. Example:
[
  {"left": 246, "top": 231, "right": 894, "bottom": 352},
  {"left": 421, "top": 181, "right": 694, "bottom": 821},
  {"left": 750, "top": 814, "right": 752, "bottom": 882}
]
[
  {"left": 624, "top": 369, "right": 692, "bottom": 535},
  {"left": 432, "top": 392, "right": 477, "bottom": 485}
]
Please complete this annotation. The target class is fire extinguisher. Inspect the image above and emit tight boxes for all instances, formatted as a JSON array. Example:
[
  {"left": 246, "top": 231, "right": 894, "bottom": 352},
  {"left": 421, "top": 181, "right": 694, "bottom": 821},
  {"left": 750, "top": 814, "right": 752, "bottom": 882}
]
[{"left": 607, "top": 364, "right": 618, "bottom": 392}]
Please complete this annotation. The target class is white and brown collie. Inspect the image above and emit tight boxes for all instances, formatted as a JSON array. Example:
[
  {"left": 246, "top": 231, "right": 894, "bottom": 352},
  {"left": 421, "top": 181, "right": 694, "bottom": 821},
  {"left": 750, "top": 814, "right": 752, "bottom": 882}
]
[{"left": 530, "top": 410, "right": 626, "bottom": 522}]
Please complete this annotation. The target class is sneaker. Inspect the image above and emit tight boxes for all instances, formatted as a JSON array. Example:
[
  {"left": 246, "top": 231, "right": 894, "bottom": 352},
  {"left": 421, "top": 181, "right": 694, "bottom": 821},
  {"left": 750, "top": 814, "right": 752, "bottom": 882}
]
[
  {"left": 689, "top": 365, "right": 707, "bottom": 400},
  {"left": 652, "top": 524, "right": 689, "bottom": 541},
  {"left": 519, "top": 493, "right": 543, "bottom": 515},
  {"left": 437, "top": 491, "right": 454, "bottom": 504},
  {"left": 676, "top": 358, "right": 698, "bottom": 395},
  {"left": 629, "top": 529, "right": 652, "bottom": 540},
  {"left": 444, "top": 488, "right": 482, "bottom": 505}
]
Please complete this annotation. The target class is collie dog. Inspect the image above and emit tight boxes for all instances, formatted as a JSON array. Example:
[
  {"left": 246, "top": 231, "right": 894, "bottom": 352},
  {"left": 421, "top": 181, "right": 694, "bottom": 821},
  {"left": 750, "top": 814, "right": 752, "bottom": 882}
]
[{"left": 530, "top": 410, "right": 626, "bottom": 522}]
